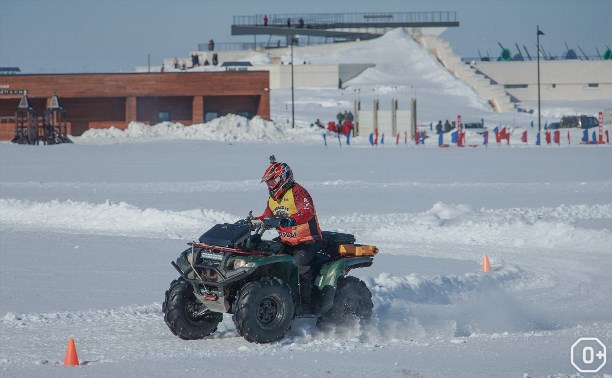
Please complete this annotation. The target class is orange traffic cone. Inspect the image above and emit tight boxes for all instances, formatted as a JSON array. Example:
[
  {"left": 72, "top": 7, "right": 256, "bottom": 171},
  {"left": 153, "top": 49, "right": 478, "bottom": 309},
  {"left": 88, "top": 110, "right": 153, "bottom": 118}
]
[
  {"left": 482, "top": 254, "right": 491, "bottom": 273},
  {"left": 64, "top": 338, "right": 79, "bottom": 366}
]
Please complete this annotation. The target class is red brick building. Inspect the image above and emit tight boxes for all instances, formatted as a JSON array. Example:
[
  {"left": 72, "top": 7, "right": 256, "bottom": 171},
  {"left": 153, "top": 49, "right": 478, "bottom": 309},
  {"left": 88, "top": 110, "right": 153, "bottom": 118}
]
[{"left": 0, "top": 71, "right": 270, "bottom": 140}]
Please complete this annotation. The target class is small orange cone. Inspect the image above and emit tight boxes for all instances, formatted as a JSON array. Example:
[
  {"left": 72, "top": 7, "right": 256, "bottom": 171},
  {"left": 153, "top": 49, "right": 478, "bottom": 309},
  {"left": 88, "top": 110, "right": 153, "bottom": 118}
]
[
  {"left": 63, "top": 338, "right": 79, "bottom": 366},
  {"left": 482, "top": 254, "right": 491, "bottom": 273}
]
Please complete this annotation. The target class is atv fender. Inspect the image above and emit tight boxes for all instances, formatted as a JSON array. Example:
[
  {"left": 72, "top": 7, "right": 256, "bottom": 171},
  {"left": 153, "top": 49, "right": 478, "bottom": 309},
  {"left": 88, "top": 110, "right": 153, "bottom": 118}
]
[{"left": 315, "top": 257, "right": 373, "bottom": 289}]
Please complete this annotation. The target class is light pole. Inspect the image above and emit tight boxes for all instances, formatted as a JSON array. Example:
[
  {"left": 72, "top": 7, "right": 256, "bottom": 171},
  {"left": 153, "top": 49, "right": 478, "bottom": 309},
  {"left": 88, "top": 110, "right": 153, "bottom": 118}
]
[
  {"left": 290, "top": 36, "right": 296, "bottom": 128},
  {"left": 537, "top": 26, "right": 545, "bottom": 135}
]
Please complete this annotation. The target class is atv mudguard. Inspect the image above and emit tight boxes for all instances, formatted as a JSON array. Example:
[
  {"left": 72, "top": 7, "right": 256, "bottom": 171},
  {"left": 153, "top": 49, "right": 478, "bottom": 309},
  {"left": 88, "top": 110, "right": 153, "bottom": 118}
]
[
  {"left": 231, "top": 254, "right": 300, "bottom": 303},
  {"left": 316, "top": 256, "right": 373, "bottom": 289}
]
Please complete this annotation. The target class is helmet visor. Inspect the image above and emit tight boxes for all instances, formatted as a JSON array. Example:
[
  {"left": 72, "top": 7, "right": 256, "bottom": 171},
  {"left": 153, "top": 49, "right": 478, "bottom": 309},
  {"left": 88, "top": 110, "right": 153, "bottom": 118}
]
[{"left": 266, "top": 176, "right": 280, "bottom": 189}]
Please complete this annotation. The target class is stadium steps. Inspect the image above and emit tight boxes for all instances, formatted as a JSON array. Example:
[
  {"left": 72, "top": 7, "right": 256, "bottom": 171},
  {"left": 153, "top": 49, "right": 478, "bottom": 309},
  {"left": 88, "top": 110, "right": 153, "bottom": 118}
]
[{"left": 415, "top": 34, "right": 515, "bottom": 113}]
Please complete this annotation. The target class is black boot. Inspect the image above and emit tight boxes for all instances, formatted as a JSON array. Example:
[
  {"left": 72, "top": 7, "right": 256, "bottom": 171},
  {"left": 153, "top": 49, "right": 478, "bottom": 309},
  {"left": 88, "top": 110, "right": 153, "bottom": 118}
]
[{"left": 299, "top": 274, "right": 314, "bottom": 315}]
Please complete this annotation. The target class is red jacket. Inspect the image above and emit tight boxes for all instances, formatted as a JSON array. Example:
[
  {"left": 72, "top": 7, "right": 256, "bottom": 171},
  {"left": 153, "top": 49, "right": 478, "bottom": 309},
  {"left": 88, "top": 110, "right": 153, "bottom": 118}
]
[{"left": 342, "top": 120, "right": 353, "bottom": 135}]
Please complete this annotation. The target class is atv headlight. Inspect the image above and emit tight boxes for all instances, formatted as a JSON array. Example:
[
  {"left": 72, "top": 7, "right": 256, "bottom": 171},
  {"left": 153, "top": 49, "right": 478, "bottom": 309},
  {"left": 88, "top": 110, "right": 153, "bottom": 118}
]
[{"left": 233, "top": 259, "right": 248, "bottom": 269}]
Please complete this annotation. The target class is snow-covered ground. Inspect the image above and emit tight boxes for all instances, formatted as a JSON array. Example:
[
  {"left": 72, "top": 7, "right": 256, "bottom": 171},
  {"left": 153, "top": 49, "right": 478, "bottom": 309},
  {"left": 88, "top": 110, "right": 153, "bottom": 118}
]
[{"left": 1, "top": 29, "right": 611, "bottom": 377}]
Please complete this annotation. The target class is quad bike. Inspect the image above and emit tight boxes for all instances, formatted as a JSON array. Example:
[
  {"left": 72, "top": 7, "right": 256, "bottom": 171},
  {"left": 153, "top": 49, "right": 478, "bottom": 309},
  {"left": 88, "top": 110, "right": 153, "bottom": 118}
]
[{"left": 162, "top": 212, "right": 378, "bottom": 343}]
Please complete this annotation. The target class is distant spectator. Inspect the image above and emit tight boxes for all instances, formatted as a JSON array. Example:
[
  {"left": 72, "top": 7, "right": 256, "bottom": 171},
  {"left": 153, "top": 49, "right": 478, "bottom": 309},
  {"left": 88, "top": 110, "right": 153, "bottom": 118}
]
[
  {"left": 173, "top": 57, "right": 179, "bottom": 69},
  {"left": 315, "top": 118, "right": 324, "bottom": 129},
  {"left": 346, "top": 111, "right": 354, "bottom": 122},
  {"left": 208, "top": 39, "right": 215, "bottom": 51},
  {"left": 181, "top": 61, "right": 186, "bottom": 70},
  {"left": 444, "top": 119, "right": 451, "bottom": 133},
  {"left": 336, "top": 111, "right": 345, "bottom": 124},
  {"left": 191, "top": 53, "right": 199, "bottom": 68},
  {"left": 342, "top": 120, "right": 354, "bottom": 135},
  {"left": 338, "top": 78, "right": 343, "bottom": 89},
  {"left": 435, "top": 120, "right": 443, "bottom": 134},
  {"left": 298, "top": 17, "right": 304, "bottom": 28},
  {"left": 160, "top": 63, "right": 165, "bottom": 72},
  {"left": 287, "top": 18, "right": 291, "bottom": 27},
  {"left": 204, "top": 59, "right": 210, "bottom": 66},
  {"left": 327, "top": 121, "right": 338, "bottom": 133},
  {"left": 212, "top": 53, "right": 218, "bottom": 66},
  {"left": 263, "top": 15, "right": 268, "bottom": 26}
]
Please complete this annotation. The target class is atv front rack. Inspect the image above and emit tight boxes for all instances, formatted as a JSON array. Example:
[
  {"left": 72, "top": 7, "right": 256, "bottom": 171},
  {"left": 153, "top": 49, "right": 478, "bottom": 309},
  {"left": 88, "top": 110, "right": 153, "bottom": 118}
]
[
  {"left": 187, "top": 242, "right": 269, "bottom": 255},
  {"left": 173, "top": 244, "right": 256, "bottom": 286}
]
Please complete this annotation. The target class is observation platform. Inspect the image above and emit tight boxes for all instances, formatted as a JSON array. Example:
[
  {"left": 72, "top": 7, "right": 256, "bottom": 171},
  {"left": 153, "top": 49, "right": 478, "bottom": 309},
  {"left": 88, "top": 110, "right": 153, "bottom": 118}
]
[{"left": 231, "top": 11, "right": 459, "bottom": 43}]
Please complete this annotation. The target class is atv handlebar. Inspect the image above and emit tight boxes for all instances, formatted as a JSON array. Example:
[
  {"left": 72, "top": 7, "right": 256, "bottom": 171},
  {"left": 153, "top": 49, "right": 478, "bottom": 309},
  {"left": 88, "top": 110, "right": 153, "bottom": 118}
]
[{"left": 235, "top": 211, "right": 284, "bottom": 236}]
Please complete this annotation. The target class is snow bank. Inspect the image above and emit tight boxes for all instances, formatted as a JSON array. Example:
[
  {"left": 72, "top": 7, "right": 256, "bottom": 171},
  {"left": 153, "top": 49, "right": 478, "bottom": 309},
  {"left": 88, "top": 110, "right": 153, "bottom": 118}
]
[
  {"left": 0, "top": 198, "right": 235, "bottom": 239},
  {"left": 3, "top": 199, "right": 610, "bottom": 254},
  {"left": 77, "top": 114, "right": 324, "bottom": 144},
  {"left": 326, "top": 202, "right": 612, "bottom": 253}
]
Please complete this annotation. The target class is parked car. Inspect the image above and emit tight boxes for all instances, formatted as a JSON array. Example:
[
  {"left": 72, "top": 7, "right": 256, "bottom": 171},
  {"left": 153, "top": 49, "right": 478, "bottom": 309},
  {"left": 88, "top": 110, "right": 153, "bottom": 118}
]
[
  {"left": 548, "top": 122, "right": 560, "bottom": 130},
  {"left": 463, "top": 121, "right": 484, "bottom": 129},
  {"left": 559, "top": 115, "right": 599, "bottom": 129}
]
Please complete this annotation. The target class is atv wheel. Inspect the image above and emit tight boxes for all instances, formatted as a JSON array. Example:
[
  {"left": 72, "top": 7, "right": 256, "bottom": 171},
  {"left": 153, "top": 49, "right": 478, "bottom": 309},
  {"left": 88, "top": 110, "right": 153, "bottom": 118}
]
[
  {"left": 317, "top": 276, "right": 373, "bottom": 328},
  {"left": 232, "top": 277, "right": 294, "bottom": 343},
  {"left": 163, "top": 279, "right": 223, "bottom": 340}
]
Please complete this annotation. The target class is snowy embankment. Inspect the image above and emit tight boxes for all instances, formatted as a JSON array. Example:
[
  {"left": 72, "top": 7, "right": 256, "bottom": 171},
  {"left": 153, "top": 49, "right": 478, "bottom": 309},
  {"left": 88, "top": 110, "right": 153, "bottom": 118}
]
[
  {"left": 2, "top": 198, "right": 610, "bottom": 251},
  {"left": 77, "top": 114, "right": 326, "bottom": 144}
]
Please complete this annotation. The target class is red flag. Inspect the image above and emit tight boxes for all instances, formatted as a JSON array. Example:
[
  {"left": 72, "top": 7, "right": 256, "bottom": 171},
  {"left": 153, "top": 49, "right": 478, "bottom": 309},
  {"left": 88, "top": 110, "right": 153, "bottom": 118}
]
[
  {"left": 545, "top": 131, "right": 551, "bottom": 144},
  {"left": 374, "top": 128, "right": 379, "bottom": 145},
  {"left": 396, "top": 132, "right": 400, "bottom": 145},
  {"left": 404, "top": 131, "right": 408, "bottom": 144},
  {"left": 521, "top": 130, "right": 527, "bottom": 143},
  {"left": 567, "top": 130, "right": 571, "bottom": 144},
  {"left": 415, "top": 131, "right": 419, "bottom": 145},
  {"left": 553, "top": 130, "right": 560, "bottom": 145}
]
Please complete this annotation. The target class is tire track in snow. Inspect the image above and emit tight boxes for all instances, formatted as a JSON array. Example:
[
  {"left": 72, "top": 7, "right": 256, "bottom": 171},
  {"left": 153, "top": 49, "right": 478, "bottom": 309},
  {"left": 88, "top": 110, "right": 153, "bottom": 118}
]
[{"left": 0, "top": 266, "right": 525, "bottom": 367}]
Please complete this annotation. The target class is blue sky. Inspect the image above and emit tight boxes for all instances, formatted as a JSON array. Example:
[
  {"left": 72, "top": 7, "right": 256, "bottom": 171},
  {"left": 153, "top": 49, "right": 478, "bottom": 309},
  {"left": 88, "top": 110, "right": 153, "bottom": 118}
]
[{"left": 0, "top": 0, "right": 610, "bottom": 73}]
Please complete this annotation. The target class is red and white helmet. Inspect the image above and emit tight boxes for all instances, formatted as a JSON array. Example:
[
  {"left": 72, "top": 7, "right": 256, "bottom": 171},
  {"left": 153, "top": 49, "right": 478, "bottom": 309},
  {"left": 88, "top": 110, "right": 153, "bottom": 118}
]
[{"left": 261, "top": 155, "right": 294, "bottom": 200}]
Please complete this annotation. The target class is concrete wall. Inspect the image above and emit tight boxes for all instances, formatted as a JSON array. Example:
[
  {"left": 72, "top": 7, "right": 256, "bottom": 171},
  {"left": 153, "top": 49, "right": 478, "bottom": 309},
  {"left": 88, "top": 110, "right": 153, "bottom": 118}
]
[
  {"left": 155, "top": 42, "right": 374, "bottom": 89},
  {"left": 359, "top": 109, "right": 411, "bottom": 136},
  {"left": 470, "top": 60, "right": 612, "bottom": 102},
  {"left": 256, "top": 63, "right": 373, "bottom": 89}
]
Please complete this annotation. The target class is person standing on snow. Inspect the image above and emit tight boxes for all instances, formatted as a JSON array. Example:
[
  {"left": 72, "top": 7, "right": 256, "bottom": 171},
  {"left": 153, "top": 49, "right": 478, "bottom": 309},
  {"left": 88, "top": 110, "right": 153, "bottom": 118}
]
[
  {"left": 259, "top": 156, "right": 322, "bottom": 314},
  {"left": 436, "top": 120, "right": 443, "bottom": 134}
]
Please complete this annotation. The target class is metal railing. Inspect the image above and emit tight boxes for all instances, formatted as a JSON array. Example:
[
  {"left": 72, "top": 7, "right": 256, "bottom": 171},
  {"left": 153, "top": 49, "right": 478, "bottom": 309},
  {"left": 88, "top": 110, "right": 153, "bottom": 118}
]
[
  {"left": 462, "top": 54, "right": 605, "bottom": 63},
  {"left": 233, "top": 11, "right": 457, "bottom": 27},
  {"left": 198, "top": 42, "right": 271, "bottom": 52},
  {"left": 198, "top": 37, "right": 355, "bottom": 52}
]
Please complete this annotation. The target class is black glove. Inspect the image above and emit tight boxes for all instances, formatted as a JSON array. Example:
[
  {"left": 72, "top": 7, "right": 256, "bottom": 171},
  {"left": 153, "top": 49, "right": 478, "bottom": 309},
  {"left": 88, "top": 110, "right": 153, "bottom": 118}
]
[
  {"left": 263, "top": 216, "right": 282, "bottom": 228},
  {"left": 279, "top": 217, "right": 296, "bottom": 228}
]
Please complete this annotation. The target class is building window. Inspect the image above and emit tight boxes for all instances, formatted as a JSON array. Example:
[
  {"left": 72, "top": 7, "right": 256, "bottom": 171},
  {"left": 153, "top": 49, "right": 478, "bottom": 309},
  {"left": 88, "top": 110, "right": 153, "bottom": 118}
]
[
  {"left": 205, "top": 110, "right": 220, "bottom": 122},
  {"left": 551, "top": 84, "right": 556, "bottom": 89},
  {"left": 158, "top": 111, "right": 171, "bottom": 123},
  {"left": 587, "top": 83, "right": 599, "bottom": 88},
  {"left": 235, "top": 110, "right": 252, "bottom": 119}
]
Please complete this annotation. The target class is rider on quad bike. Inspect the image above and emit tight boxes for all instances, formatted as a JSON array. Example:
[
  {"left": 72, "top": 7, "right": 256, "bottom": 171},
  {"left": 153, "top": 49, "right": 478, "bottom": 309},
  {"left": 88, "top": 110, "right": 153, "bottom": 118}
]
[
  {"left": 162, "top": 156, "right": 378, "bottom": 343},
  {"left": 259, "top": 155, "right": 321, "bottom": 314}
]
